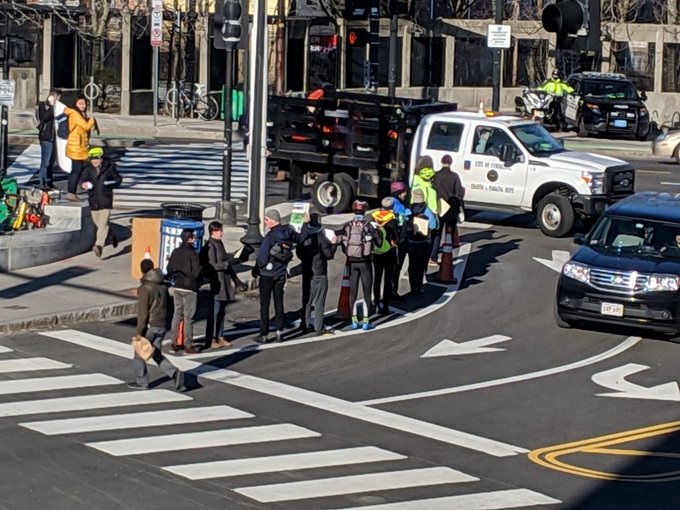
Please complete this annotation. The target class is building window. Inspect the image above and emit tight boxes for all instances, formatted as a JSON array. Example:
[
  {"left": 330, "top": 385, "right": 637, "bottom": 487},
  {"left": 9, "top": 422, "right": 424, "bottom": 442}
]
[
  {"left": 602, "top": 0, "right": 666, "bottom": 23},
  {"left": 611, "top": 41, "right": 655, "bottom": 92},
  {"left": 503, "top": 39, "right": 548, "bottom": 87},
  {"left": 662, "top": 43, "right": 680, "bottom": 93},
  {"left": 410, "top": 37, "right": 444, "bottom": 87},
  {"left": 454, "top": 37, "right": 493, "bottom": 86}
]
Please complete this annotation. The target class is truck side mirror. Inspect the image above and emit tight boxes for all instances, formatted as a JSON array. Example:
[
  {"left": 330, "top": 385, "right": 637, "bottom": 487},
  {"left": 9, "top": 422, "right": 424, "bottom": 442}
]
[
  {"left": 500, "top": 145, "right": 517, "bottom": 166},
  {"left": 640, "top": 91, "right": 648, "bottom": 101}
]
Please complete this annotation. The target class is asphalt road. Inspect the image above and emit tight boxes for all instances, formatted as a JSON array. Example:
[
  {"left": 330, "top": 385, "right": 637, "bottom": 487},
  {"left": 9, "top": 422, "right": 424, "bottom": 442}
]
[{"left": 3, "top": 140, "right": 680, "bottom": 509}]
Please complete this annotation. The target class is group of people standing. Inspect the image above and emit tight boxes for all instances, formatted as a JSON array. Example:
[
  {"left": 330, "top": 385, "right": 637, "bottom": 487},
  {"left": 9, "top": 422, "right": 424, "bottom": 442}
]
[{"left": 255, "top": 153, "right": 465, "bottom": 340}]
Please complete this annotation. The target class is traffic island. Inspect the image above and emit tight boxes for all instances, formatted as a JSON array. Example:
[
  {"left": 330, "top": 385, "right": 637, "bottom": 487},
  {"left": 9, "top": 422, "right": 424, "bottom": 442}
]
[{"left": 0, "top": 203, "right": 95, "bottom": 272}]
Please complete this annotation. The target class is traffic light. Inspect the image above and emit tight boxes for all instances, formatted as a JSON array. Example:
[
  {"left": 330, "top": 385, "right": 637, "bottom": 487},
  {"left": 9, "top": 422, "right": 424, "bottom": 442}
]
[
  {"left": 542, "top": 0, "right": 588, "bottom": 49},
  {"left": 214, "top": 0, "right": 242, "bottom": 49},
  {"left": 347, "top": 28, "right": 369, "bottom": 47}
]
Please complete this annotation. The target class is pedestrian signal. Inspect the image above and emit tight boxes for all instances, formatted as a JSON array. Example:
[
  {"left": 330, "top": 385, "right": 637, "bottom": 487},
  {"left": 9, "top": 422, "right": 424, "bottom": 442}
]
[{"left": 347, "top": 29, "right": 369, "bottom": 47}]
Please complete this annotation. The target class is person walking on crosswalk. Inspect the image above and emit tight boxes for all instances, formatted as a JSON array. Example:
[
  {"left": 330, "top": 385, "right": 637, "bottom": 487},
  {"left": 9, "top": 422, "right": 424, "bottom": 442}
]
[{"left": 129, "top": 258, "right": 186, "bottom": 391}]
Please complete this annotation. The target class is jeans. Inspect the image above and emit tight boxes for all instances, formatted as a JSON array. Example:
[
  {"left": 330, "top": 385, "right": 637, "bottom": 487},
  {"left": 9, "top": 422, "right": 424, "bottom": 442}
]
[
  {"left": 259, "top": 275, "right": 285, "bottom": 336},
  {"left": 68, "top": 159, "right": 86, "bottom": 194},
  {"left": 205, "top": 297, "right": 228, "bottom": 345},
  {"left": 170, "top": 290, "right": 197, "bottom": 348},
  {"left": 38, "top": 141, "right": 54, "bottom": 186},
  {"left": 305, "top": 275, "right": 329, "bottom": 332},
  {"left": 133, "top": 327, "right": 177, "bottom": 387}
]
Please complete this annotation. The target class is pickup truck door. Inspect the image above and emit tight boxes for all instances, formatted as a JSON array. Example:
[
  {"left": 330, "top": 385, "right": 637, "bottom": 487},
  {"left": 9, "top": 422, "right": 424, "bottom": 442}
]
[{"left": 463, "top": 124, "right": 528, "bottom": 207}]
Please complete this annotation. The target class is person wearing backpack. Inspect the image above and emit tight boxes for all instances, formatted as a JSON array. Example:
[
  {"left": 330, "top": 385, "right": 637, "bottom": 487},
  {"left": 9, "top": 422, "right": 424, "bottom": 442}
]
[
  {"left": 407, "top": 189, "right": 438, "bottom": 295},
  {"left": 372, "top": 197, "right": 398, "bottom": 315},
  {"left": 35, "top": 88, "right": 62, "bottom": 189},
  {"left": 342, "top": 200, "right": 382, "bottom": 330},
  {"left": 64, "top": 96, "right": 96, "bottom": 202},
  {"left": 256, "top": 208, "right": 309, "bottom": 343}
]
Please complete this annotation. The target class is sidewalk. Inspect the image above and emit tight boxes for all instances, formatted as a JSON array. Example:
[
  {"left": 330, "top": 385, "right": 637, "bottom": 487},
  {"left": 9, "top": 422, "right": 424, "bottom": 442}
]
[{"left": 9, "top": 108, "right": 229, "bottom": 142}]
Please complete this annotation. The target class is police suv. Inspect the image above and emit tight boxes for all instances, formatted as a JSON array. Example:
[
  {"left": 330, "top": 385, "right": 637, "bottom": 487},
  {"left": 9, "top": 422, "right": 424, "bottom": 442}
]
[
  {"left": 562, "top": 72, "right": 650, "bottom": 140},
  {"left": 409, "top": 112, "right": 635, "bottom": 237}
]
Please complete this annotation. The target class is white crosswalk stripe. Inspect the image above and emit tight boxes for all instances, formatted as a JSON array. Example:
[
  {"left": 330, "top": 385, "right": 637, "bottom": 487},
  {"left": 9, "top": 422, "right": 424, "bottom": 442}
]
[
  {"left": 0, "top": 345, "right": 13, "bottom": 353},
  {"left": 21, "top": 405, "right": 253, "bottom": 435},
  {"left": 114, "top": 142, "right": 249, "bottom": 210},
  {"left": 163, "top": 446, "right": 406, "bottom": 480},
  {"left": 234, "top": 467, "right": 478, "bottom": 503},
  {"left": 0, "top": 343, "right": 560, "bottom": 509}
]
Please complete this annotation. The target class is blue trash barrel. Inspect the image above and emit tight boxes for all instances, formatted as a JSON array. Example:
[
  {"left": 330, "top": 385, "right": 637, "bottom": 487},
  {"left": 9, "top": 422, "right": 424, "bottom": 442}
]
[{"left": 159, "top": 218, "right": 204, "bottom": 274}]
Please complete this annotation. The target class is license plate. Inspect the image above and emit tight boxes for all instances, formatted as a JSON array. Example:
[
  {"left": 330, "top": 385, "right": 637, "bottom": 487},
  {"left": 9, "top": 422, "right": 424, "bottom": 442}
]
[
  {"left": 613, "top": 119, "right": 627, "bottom": 128},
  {"left": 601, "top": 302, "right": 624, "bottom": 317}
]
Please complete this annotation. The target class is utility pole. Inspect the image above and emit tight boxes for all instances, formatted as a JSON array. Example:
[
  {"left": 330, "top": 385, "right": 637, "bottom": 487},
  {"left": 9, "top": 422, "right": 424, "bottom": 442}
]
[
  {"left": 491, "top": 0, "right": 503, "bottom": 111},
  {"left": 387, "top": 0, "right": 398, "bottom": 98},
  {"left": 240, "top": 0, "right": 266, "bottom": 252},
  {"left": 275, "top": 0, "right": 285, "bottom": 95},
  {"left": 0, "top": 27, "right": 10, "bottom": 180}
]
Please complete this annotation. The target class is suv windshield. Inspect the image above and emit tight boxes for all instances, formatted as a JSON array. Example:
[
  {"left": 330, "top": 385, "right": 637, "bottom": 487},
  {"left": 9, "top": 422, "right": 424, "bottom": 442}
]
[
  {"left": 587, "top": 215, "right": 680, "bottom": 257},
  {"left": 510, "top": 123, "right": 564, "bottom": 156},
  {"left": 582, "top": 80, "right": 639, "bottom": 100}
]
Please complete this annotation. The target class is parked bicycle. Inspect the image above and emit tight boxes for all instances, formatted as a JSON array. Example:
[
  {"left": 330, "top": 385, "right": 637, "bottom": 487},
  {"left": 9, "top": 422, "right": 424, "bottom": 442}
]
[{"left": 163, "top": 82, "right": 219, "bottom": 121}]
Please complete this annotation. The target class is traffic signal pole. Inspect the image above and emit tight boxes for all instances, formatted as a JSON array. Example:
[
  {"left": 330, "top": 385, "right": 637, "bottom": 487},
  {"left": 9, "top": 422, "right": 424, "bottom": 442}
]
[
  {"left": 0, "top": 31, "right": 9, "bottom": 181},
  {"left": 491, "top": 0, "right": 502, "bottom": 112},
  {"left": 222, "top": 47, "right": 234, "bottom": 204}
]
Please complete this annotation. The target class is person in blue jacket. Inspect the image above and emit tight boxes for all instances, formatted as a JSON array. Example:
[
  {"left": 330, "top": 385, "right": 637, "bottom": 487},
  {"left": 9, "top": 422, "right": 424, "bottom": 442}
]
[{"left": 256, "top": 208, "right": 308, "bottom": 343}]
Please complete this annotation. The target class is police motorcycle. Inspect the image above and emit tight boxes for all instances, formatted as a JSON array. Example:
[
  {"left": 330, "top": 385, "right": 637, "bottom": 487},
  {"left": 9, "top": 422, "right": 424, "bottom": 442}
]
[{"left": 514, "top": 88, "right": 559, "bottom": 129}]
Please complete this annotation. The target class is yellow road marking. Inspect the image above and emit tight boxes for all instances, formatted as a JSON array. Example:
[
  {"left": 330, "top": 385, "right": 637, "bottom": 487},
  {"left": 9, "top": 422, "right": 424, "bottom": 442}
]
[{"left": 528, "top": 421, "right": 680, "bottom": 482}]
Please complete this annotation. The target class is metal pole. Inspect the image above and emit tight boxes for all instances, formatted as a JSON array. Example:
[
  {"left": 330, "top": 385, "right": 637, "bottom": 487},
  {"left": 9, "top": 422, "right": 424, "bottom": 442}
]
[
  {"left": 0, "top": 31, "right": 9, "bottom": 180},
  {"left": 175, "top": 5, "right": 181, "bottom": 123},
  {"left": 387, "top": 0, "right": 398, "bottom": 98},
  {"left": 368, "top": 0, "right": 380, "bottom": 91},
  {"left": 153, "top": 46, "right": 159, "bottom": 127},
  {"left": 491, "top": 0, "right": 503, "bottom": 111},
  {"left": 222, "top": 47, "right": 234, "bottom": 202},
  {"left": 240, "top": 0, "right": 265, "bottom": 250},
  {"left": 275, "top": 0, "right": 285, "bottom": 95}
]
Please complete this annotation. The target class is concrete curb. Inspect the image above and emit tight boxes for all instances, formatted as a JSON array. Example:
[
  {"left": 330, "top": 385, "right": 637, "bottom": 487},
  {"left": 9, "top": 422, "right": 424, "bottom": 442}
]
[{"left": 0, "top": 300, "right": 137, "bottom": 336}]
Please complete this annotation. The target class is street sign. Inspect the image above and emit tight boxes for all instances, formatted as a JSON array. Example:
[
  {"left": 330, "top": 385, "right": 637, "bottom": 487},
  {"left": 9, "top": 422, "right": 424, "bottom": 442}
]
[
  {"left": 151, "top": 9, "right": 163, "bottom": 47},
  {"left": 0, "top": 80, "right": 15, "bottom": 107},
  {"left": 151, "top": 0, "right": 162, "bottom": 8},
  {"left": 487, "top": 24, "right": 511, "bottom": 49}
]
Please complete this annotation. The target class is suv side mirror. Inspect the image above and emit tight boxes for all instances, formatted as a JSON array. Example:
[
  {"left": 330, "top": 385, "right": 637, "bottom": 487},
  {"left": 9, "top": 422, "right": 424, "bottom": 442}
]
[
  {"left": 640, "top": 91, "right": 648, "bottom": 101},
  {"left": 574, "top": 233, "right": 585, "bottom": 245}
]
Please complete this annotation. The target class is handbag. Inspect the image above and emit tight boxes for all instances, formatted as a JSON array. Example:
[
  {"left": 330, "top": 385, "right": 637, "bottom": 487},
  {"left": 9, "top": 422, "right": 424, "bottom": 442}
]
[{"left": 131, "top": 335, "right": 155, "bottom": 361}]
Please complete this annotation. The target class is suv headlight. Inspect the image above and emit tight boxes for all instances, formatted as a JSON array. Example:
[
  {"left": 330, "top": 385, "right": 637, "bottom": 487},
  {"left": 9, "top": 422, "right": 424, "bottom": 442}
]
[
  {"left": 563, "top": 262, "right": 590, "bottom": 283},
  {"left": 581, "top": 171, "right": 605, "bottom": 195},
  {"left": 645, "top": 274, "right": 680, "bottom": 292}
]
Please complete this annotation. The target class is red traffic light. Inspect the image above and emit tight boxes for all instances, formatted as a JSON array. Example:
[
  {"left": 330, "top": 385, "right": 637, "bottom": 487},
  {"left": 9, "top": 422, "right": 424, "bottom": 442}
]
[{"left": 347, "top": 29, "right": 369, "bottom": 47}]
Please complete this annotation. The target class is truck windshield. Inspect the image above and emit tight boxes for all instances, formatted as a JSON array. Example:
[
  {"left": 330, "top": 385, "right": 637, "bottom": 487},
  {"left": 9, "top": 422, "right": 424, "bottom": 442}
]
[
  {"left": 510, "top": 123, "right": 564, "bottom": 156},
  {"left": 586, "top": 215, "right": 680, "bottom": 258}
]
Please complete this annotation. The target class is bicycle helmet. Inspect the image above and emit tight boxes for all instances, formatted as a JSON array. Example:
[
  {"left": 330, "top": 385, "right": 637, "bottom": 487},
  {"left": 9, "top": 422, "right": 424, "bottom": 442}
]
[
  {"left": 352, "top": 200, "right": 368, "bottom": 214},
  {"left": 419, "top": 167, "right": 435, "bottom": 181},
  {"left": 390, "top": 181, "right": 407, "bottom": 194},
  {"left": 88, "top": 147, "right": 104, "bottom": 159}
]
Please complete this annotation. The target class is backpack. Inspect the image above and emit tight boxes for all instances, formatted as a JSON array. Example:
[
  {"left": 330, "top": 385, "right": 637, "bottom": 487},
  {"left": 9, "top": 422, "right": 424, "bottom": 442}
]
[
  {"left": 55, "top": 113, "right": 69, "bottom": 140},
  {"left": 344, "top": 219, "right": 373, "bottom": 259},
  {"left": 373, "top": 225, "right": 391, "bottom": 255},
  {"left": 269, "top": 242, "right": 294, "bottom": 265},
  {"left": 32, "top": 104, "right": 41, "bottom": 128}
]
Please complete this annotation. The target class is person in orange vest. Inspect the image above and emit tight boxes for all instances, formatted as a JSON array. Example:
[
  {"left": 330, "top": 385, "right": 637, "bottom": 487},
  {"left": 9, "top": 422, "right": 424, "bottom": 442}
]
[{"left": 371, "top": 198, "right": 399, "bottom": 315}]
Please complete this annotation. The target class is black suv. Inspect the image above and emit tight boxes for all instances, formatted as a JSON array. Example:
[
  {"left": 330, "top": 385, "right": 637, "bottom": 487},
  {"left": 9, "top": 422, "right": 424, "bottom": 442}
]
[
  {"left": 562, "top": 72, "right": 650, "bottom": 140},
  {"left": 556, "top": 192, "right": 680, "bottom": 335}
]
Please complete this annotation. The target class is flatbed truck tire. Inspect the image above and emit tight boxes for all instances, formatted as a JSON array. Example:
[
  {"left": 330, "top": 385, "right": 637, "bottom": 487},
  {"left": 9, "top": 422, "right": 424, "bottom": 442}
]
[{"left": 312, "top": 173, "right": 354, "bottom": 213}]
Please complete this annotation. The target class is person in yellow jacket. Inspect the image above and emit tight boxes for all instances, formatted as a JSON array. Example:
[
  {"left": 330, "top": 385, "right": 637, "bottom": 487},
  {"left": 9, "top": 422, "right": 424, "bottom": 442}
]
[
  {"left": 410, "top": 155, "right": 439, "bottom": 217},
  {"left": 537, "top": 70, "right": 574, "bottom": 131},
  {"left": 64, "top": 96, "right": 96, "bottom": 202}
]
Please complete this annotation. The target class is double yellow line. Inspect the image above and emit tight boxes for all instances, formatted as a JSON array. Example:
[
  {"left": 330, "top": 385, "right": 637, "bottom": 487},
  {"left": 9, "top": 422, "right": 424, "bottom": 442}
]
[{"left": 529, "top": 420, "right": 680, "bottom": 482}]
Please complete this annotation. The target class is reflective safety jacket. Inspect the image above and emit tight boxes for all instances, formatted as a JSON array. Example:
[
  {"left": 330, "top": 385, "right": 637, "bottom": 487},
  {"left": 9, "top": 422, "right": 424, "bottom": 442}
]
[{"left": 537, "top": 78, "right": 574, "bottom": 97}]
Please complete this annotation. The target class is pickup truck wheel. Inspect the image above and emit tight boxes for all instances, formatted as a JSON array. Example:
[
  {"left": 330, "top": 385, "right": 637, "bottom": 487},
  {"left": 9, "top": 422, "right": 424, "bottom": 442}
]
[
  {"left": 312, "top": 173, "right": 354, "bottom": 213},
  {"left": 537, "top": 194, "right": 574, "bottom": 238}
]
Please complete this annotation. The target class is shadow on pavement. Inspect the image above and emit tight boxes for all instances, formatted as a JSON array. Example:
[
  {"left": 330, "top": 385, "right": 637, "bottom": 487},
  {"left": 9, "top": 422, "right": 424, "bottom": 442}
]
[{"left": 458, "top": 230, "right": 521, "bottom": 291}]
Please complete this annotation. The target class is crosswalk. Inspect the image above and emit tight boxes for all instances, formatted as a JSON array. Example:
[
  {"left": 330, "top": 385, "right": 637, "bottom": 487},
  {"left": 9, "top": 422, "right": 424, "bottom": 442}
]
[
  {"left": 0, "top": 341, "right": 561, "bottom": 509},
  {"left": 114, "top": 142, "right": 249, "bottom": 210}
]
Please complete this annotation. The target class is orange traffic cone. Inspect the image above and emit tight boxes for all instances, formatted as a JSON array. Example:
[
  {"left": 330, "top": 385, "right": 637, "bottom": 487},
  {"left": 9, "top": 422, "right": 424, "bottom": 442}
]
[
  {"left": 437, "top": 227, "right": 457, "bottom": 284},
  {"left": 170, "top": 320, "right": 184, "bottom": 352},
  {"left": 336, "top": 262, "right": 352, "bottom": 320},
  {"left": 452, "top": 226, "right": 461, "bottom": 248},
  {"left": 143, "top": 245, "right": 153, "bottom": 261}
]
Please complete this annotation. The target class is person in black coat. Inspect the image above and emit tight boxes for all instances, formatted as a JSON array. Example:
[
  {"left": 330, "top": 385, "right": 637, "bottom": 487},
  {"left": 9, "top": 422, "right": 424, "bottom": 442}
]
[
  {"left": 431, "top": 154, "right": 465, "bottom": 256},
  {"left": 79, "top": 146, "right": 122, "bottom": 258},
  {"left": 201, "top": 221, "right": 246, "bottom": 350},
  {"left": 36, "top": 89, "right": 61, "bottom": 188},
  {"left": 302, "top": 214, "right": 337, "bottom": 334},
  {"left": 167, "top": 229, "right": 202, "bottom": 354}
]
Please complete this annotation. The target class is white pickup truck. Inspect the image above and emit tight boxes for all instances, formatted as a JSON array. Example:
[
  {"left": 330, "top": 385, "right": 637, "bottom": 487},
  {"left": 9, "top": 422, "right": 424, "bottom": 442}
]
[{"left": 409, "top": 112, "right": 635, "bottom": 237}]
